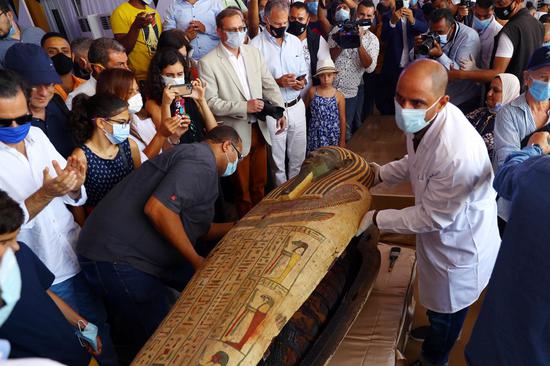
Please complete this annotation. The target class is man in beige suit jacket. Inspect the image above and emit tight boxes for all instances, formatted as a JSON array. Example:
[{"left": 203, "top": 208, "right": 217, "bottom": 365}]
[{"left": 200, "top": 8, "right": 285, "bottom": 217}]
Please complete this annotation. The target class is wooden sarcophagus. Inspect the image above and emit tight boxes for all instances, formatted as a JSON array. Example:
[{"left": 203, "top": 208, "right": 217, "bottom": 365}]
[{"left": 132, "top": 147, "right": 381, "bottom": 366}]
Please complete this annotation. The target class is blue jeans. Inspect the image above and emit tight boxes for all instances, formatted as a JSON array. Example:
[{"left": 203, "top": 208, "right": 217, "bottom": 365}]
[
  {"left": 421, "top": 307, "right": 469, "bottom": 366},
  {"left": 79, "top": 257, "right": 177, "bottom": 363},
  {"left": 50, "top": 272, "right": 118, "bottom": 366},
  {"left": 353, "top": 82, "right": 365, "bottom": 133},
  {"left": 345, "top": 95, "right": 359, "bottom": 141}
]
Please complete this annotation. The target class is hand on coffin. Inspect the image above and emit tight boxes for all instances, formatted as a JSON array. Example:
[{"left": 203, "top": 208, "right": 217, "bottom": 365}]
[{"left": 356, "top": 210, "right": 376, "bottom": 237}]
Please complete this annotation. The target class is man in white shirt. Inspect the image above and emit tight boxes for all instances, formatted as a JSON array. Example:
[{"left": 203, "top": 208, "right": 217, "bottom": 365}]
[
  {"left": 250, "top": 0, "right": 309, "bottom": 186},
  {"left": 470, "top": 0, "right": 502, "bottom": 69},
  {"left": 0, "top": 70, "right": 117, "bottom": 364},
  {"left": 65, "top": 37, "right": 129, "bottom": 110},
  {"left": 328, "top": 1, "right": 380, "bottom": 139},
  {"left": 357, "top": 60, "right": 500, "bottom": 366},
  {"left": 287, "top": 1, "right": 330, "bottom": 99},
  {"left": 200, "top": 8, "right": 285, "bottom": 216}
]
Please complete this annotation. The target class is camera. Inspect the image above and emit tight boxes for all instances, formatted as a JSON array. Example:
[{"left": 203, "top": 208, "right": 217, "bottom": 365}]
[
  {"left": 459, "top": 0, "right": 472, "bottom": 7},
  {"left": 332, "top": 19, "right": 371, "bottom": 49},
  {"left": 416, "top": 32, "right": 441, "bottom": 55}
]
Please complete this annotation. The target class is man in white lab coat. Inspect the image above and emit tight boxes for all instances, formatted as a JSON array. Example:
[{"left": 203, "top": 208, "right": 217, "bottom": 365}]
[{"left": 356, "top": 59, "right": 501, "bottom": 366}]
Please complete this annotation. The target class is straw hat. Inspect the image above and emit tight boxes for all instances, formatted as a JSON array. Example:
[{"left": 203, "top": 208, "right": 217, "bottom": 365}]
[{"left": 314, "top": 59, "right": 338, "bottom": 77}]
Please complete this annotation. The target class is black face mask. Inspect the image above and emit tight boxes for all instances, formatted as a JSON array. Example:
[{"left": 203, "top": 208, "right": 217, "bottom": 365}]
[
  {"left": 268, "top": 24, "right": 287, "bottom": 38},
  {"left": 51, "top": 53, "right": 74, "bottom": 76},
  {"left": 494, "top": 1, "right": 515, "bottom": 20},
  {"left": 287, "top": 20, "right": 307, "bottom": 36}
]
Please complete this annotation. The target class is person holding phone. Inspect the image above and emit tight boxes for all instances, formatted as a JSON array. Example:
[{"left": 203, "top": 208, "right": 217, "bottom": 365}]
[
  {"left": 378, "top": 0, "right": 427, "bottom": 115},
  {"left": 163, "top": 0, "right": 222, "bottom": 61},
  {"left": 145, "top": 47, "right": 217, "bottom": 144},
  {"left": 250, "top": 0, "right": 309, "bottom": 186},
  {"left": 111, "top": 0, "right": 162, "bottom": 83}
]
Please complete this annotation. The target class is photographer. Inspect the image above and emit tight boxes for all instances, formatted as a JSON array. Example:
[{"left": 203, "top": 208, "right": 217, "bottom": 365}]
[
  {"left": 412, "top": 8, "right": 481, "bottom": 113},
  {"left": 328, "top": 0, "right": 379, "bottom": 140},
  {"left": 432, "top": 0, "right": 474, "bottom": 27},
  {"left": 378, "top": 0, "right": 428, "bottom": 114},
  {"left": 448, "top": 0, "right": 544, "bottom": 86}
]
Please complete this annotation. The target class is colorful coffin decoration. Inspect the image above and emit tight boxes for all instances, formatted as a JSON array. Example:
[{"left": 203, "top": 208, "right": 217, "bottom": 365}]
[{"left": 132, "top": 147, "right": 376, "bottom": 366}]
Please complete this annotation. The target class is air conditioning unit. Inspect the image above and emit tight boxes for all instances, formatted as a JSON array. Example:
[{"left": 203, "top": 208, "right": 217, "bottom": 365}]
[
  {"left": 86, "top": 13, "right": 113, "bottom": 39},
  {"left": 77, "top": 16, "right": 92, "bottom": 38}
]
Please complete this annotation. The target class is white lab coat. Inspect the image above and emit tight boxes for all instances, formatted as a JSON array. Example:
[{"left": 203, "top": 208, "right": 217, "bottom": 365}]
[{"left": 377, "top": 103, "right": 501, "bottom": 313}]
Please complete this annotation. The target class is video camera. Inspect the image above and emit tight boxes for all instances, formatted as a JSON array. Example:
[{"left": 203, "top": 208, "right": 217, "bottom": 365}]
[
  {"left": 332, "top": 19, "right": 372, "bottom": 49},
  {"left": 416, "top": 32, "right": 441, "bottom": 56}
]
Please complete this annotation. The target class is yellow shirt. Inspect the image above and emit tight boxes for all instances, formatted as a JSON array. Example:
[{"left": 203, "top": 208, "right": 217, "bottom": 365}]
[{"left": 110, "top": 2, "right": 162, "bottom": 81}]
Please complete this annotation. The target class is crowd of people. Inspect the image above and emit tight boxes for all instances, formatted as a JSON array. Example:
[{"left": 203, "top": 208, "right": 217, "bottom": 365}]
[{"left": 0, "top": 0, "right": 548, "bottom": 364}]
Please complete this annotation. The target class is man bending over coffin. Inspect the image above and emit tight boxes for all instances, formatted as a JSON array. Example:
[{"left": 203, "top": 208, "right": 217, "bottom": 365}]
[{"left": 76, "top": 125, "right": 242, "bottom": 359}]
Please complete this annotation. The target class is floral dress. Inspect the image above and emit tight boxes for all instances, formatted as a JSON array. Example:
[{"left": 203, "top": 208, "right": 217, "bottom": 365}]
[
  {"left": 466, "top": 107, "right": 496, "bottom": 161},
  {"left": 307, "top": 88, "right": 340, "bottom": 153}
]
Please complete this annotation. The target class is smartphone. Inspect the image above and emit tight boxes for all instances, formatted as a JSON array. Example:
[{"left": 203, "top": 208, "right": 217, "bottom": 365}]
[
  {"left": 170, "top": 83, "right": 193, "bottom": 96},
  {"left": 173, "top": 97, "right": 188, "bottom": 118},
  {"left": 296, "top": 74, "right": 307, "bottom": 81},
  {"left": 395, "top": 0, "right": 404, "bottom": 10}
]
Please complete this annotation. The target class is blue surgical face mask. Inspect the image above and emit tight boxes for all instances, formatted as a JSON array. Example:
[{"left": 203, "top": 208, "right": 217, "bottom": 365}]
[
  {"left": 472, "top": 16, "right": 491, "bottom": 33},
  {"left": 225, "top": 30, "right": 247, "bottom": 49},
  {"left": 529, "top": 77, "right": 550, "bottom": 102},
  {"left": 76, "top": 320, "right": 99, "bottom": 352},
  {"left": 0, "top": 123, "right": 31, "bottom": 144},
  {"left": 490, "top": 102, "right": 503, "bottom": 113},
  {"left": 223, "top": 150, "right": 238, "bottom": 177},
  {"left": 306, "top": 2, "right": 319, "bottom": 15},
  {"left": 0, "top": 248, "right": 22, "bottom": 327},
  {"left": 335, "top": 8, "right": 350, "bottom": 22},
  {"left": 103, "top": 121, "right": 130, "bottom": 144},
  {"left": 0, "top": 24, "right": 15, "bottom": 40},
  {"left": 394, "top": 98, "right": 440, "bottom": 133}
]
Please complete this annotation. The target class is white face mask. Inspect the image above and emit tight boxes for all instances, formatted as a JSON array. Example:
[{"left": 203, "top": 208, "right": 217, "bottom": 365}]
[
  {"left": 225, "top": 30, "right": 247, "bottom": 49},
  {"left": 161, "top": 75, "right": 186, "bottom": 86},
  {"left": 0, "top": 248, "right": 21, "bottom": 327},
  {"left": 127, "top": 93, "right": 143, "bottom": 114}
]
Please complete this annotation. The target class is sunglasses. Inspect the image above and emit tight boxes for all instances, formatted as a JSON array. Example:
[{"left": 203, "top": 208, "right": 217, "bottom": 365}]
[
  {"left": 230, "top": 141, "right": 243, "bottom": 161},
  {"left": 0, "top": 113, "right": 33, "bottom": 128}
]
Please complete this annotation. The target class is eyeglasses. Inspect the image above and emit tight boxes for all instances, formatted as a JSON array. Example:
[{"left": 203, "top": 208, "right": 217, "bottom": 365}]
[
  {"left": 0, "top": 113, "right": 33, "bottom": 128},
  {"left": 106, "top": 118, "right": 131, "bottom": 126},
  {"left": 230, "top": 141, "right": 243, "bottom": 161},
  {"left": 223, "top": 26, "right": 248, "bottom": 33}
]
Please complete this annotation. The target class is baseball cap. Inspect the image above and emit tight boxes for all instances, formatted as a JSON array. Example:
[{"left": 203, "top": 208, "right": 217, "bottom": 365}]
[{"left": 4, "top": 43, "right": 61, "bottom": 85}]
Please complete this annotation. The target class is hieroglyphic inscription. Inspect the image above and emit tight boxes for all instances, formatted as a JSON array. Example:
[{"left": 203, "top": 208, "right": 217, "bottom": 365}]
[{"left": 132, "top": 147, "right": 374, "bottom": 366}]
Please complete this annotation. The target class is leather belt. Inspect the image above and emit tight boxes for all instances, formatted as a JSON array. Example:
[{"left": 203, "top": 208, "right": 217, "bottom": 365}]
[{"left": 284, "top": 95, "right": 301, "bottom": 108}]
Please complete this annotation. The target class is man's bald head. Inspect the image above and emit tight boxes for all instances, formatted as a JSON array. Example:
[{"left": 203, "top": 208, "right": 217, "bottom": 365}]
[
  {"left": 400, "top": 59, "right": 448, "bottom": 99},
  {"left": 395, "top": 59, "right": 449, "bottom": 123}
]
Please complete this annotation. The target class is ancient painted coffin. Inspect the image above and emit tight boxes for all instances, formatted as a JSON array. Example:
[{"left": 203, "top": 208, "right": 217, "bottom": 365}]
[{"left": 132, "top": 146, "right": 375, "bottom": 366}]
